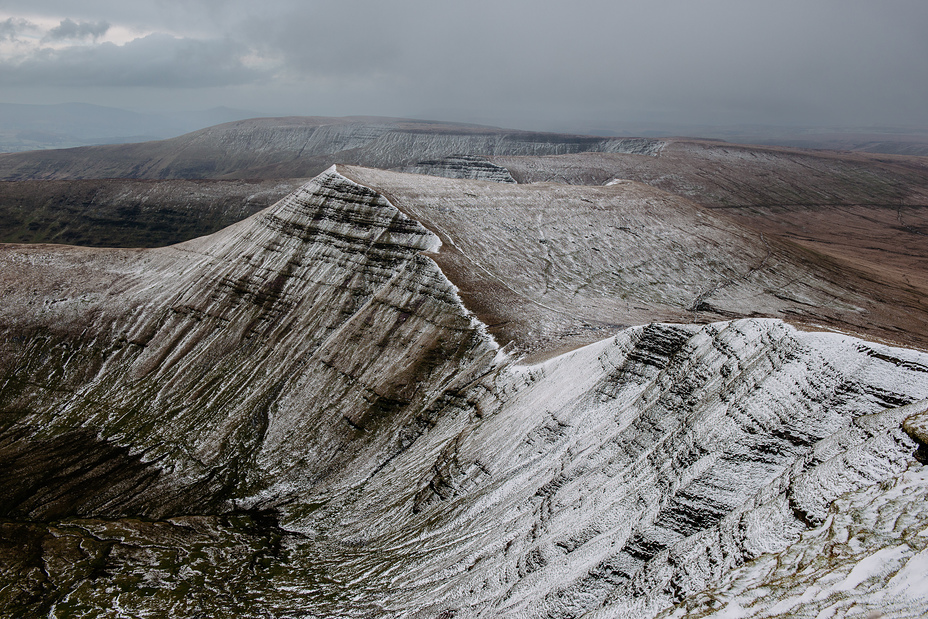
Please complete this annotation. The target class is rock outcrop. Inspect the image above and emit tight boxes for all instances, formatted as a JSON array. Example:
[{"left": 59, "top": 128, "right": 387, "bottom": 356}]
[
  {"left": 1, "top": 166, "right": 927, "bottom": 617},
  {"left": 400, "top": 154, "right": 517, "bottom": 183},
  {"left": 342, "top": 166, "right": 928, "bottom": 353},
  {"left": 350, "top": 321, "right": 928, "bottom": 618}
]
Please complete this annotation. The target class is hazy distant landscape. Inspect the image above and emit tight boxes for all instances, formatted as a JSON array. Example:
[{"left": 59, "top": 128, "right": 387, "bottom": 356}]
[
  {"left": 5, "top": 102, "right": 928, "bottom": 157},
  {"left": 0, "top": 102, "right": 265, "bottom": 152}
]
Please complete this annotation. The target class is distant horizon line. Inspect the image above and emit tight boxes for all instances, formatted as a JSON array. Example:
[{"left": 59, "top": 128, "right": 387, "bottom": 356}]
[{"left": 3, "top": 101, "right": 928, "bottom": 136}]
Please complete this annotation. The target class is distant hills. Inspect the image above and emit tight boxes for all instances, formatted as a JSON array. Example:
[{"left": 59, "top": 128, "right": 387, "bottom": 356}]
[
  {"left": 0, "top": 116, "right": 662, "bottom": 180},
  {"left": 4, "top": 103, "right": 927, "bottom": 156},
  {"left": 495, "top": 144, "right": 928, "bottom": 303}
]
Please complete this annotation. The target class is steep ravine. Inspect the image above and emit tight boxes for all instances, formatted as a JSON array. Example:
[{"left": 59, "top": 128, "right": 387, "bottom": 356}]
[{"left": 1, "top": 168, "right": 927, "bottom": 617}]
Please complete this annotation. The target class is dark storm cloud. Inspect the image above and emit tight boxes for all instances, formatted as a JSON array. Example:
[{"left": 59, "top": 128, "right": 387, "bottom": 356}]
[
  {"left": 0, "top": 34, "right": 260, "bottom": 88},
  {"left": 225, "top": 0, "right": 928, "bottom": 127},
  {"left": 2, "top": 0, "right": 927, "bottom": 128},
  {"left": 43, "top": 18, "right": 110, "bottom": 42},
  {"left": 246, "top": 3, "right": 401, "bottom": 77}
]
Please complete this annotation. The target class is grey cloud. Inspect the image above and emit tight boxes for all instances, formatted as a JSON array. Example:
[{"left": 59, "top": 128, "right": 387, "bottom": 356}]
[
  {"left": 43, "top": 18, "right": 110, "bottom": 42},
  {"left": 2, "top": 1, "right": 928, "bottom": 129},
  {"left": 0, "top": 34, "right": 261, "bottom": 88},
  {"left": 0, "top": 17, "right": 37, "bottom": 42},
  {"left": 245, "top": 2, "right": 403, "bottom": 77}
]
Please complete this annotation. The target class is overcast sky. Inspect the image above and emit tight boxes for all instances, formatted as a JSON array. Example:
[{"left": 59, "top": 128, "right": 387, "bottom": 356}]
[{"left": 1, "top": 0, "right": 926, "bottom": 132}]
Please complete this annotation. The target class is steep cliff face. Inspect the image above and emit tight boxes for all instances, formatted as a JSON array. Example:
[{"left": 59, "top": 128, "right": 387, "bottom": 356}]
[
  {"left": 342, "top": 166, "right": 928, "bottom": 353},
  {"left": 400, "top": 154, "right": 518, "bottom": 183},
  {"left": 1, "top": 167, "right": 927, "bottom": 618},
  {"left": 0, "top": 166, "right": 498, "bottom": 522}
]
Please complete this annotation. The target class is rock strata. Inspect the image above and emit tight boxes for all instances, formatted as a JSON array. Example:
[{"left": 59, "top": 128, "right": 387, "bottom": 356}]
[
  {"left": 401, "top": 154, "right": 517, "bottom": 183},
  {"left": 1, "top": 166, "right": 927, "bottom": 617},
  {"left": 0, "top": 166, "right": 498, "bottom": 522}
]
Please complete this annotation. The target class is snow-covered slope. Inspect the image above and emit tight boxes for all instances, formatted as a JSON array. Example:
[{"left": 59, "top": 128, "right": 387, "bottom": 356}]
[
  {"left": 494, "top": 144, "right": 928, "bottom": 321},
  {"left": 0, "top": 116, "right": 664, "bottom": 181},
  {"left": 0, "top": 166, "right": 497, "bottom": 520},
  {"left": 342, "top": 166, "right": 928, "bottom": 354},
  {"left": 659, "top": 458, "right": 928, "bottom": 619},
  {"left": 1, "top": 167, "right": 927, "bottom": 617}
]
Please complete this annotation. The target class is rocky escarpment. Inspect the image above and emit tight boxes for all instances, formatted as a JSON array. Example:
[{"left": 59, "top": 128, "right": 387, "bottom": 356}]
[
  {"left": 342, "top": 166, "right": 928, "bottom": 353},
  {"left": 0, "top": 116, "right": 665, "bottom": 181},
  {"left": 400, "top": 154, "right": 517, "bottom": 183},
  {"left": 316, "top": 319, "right": 928, "bottom": 618},
  {"left": 1, "top": 167, "right": 928, "bottom": 617},
  {"left": 659, "top": 449, "right": 928, "bottom": 618}
]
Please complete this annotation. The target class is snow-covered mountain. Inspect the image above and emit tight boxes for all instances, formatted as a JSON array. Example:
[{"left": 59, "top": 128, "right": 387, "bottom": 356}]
[
  {"left": 1, "top": 166, "right": 926, "bottom": 617},
  {"left": 0, "top": 116, "right": 662, "bottom": 181}
]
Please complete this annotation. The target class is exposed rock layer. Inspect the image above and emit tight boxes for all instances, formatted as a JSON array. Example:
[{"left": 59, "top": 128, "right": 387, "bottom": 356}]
[
  {"left": 400, "top": 154, "right": 517, "bottom": 183},
  {"left": 1, "top": 167, "right": 927, "bottom": 617},
  {"left": 343, "top": 166, "right": 928, "bottom": 353},
  {"left": 0, "top": 167, "right": 497, "bottom": 521},
  {"left": 353, "top": 323, "right": 928, "bottom": 618}
]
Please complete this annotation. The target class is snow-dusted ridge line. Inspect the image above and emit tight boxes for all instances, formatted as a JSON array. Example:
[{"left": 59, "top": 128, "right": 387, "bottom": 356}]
[
  {"left": 328, "top": 164, "right": 442, "bottom": 254},
  {"left": 0, "top": 163, "right": 502, "bottom": 519},
  {"left": 332, "top": 163, "right": 505, "bottom": 358},
  {"left": 332, "top": 164, "right": 923, "bottom": 360},
  {"left": 1, "top": 166, "right": 928, "bottom": 617},
  {"left": 262, "top": 316, "right": 928, "bottom": 618}
]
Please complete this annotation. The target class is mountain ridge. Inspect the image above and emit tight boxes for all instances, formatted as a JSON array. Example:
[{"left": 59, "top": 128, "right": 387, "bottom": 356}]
[
  {"left": 2, "top": 166, "right": 928, "bottom": 616},
  {"left": 340, "top": 165, "right": 928, "bottom": 353},
  {"left": 0, "top": 116, "right": 663, "bottom": 181}
]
